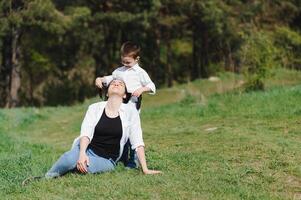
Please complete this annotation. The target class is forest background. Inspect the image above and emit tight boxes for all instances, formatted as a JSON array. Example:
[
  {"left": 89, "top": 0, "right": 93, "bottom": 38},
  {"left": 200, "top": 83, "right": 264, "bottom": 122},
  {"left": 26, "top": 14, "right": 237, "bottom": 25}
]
[{"left": 1, "top": 0, "right": 301, "bottom": 107}]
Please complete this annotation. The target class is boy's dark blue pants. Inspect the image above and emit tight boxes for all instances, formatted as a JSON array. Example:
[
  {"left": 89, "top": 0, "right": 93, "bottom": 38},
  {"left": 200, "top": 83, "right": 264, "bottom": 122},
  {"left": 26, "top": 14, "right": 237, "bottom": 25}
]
[
  {"left": 119, "top": 95, "right": 142, "bottom": 168},
  {"left": 119, "top": 140, "right": 138, "bottom": 168}
]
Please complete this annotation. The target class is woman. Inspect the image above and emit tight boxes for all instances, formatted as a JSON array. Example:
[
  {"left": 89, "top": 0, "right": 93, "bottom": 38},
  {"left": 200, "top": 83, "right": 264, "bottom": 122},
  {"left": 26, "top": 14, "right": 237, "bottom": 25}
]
[{"left": 23, "top": 78, "right": 160, "bottom": 185}]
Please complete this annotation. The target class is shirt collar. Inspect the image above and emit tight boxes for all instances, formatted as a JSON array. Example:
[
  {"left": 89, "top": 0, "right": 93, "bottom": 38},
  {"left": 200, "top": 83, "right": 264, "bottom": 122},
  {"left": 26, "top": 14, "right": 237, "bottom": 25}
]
[
  {"left": 123, "top": 63, "right": 139, "bottom": 71},
  {"left": 132, "top": 63, "right": 139, "bottom": 70}
]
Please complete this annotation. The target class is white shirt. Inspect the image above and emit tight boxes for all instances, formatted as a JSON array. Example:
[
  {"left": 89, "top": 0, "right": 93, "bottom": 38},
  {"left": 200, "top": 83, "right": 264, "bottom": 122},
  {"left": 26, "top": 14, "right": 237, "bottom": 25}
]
[
  {"left": 104, "top": 63, "right": 156, "bottom": 94},
  {"left": 72, "top": 101, "right": 145, "bottom": 161}
]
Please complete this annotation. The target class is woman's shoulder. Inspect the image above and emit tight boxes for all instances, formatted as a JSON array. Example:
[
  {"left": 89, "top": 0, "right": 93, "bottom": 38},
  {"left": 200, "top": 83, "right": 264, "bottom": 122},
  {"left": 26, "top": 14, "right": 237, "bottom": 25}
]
[{"left": 88, "top": 101, "right": 107, "bottom": 111}]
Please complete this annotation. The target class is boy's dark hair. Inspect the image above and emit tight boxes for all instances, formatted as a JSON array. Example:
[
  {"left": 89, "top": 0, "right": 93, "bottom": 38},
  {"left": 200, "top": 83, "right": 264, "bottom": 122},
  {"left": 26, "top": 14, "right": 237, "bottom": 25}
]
[{"left": 120, "top": 41, "right": 140, "bottom": 59}]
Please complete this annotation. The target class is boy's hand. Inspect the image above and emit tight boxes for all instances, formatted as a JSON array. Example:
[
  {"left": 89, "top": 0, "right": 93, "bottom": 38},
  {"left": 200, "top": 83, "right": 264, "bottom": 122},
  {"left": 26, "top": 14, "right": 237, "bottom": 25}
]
[
  {"left": 132, "top": 87, "right": 149, "bottom": 97},
  {"left": 95, "top": 77, "right": 104, "bottom": 88}
]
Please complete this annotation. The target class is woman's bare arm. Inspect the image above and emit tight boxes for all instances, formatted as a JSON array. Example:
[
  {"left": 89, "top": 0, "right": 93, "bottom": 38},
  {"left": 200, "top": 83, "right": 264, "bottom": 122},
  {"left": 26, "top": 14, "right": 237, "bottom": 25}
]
[
  {"left": 136, "top": 146, "right": 161, "bottom": 175},
  {"left": 77, "top": 136, "right": 90, "bottom": 173}
]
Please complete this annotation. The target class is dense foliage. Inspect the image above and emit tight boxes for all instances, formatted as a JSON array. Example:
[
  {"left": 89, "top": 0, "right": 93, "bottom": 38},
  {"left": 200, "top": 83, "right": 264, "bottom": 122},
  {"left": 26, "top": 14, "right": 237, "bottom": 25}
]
[{"left": 0, "top": 0, "right": 301, "bottom": 107}]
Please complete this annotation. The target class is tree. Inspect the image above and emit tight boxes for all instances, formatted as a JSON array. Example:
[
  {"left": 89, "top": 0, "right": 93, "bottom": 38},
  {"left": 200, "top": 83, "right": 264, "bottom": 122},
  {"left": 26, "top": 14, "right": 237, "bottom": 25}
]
[{"left": 0, "top": 0, "right": 66, "bottom": 107}]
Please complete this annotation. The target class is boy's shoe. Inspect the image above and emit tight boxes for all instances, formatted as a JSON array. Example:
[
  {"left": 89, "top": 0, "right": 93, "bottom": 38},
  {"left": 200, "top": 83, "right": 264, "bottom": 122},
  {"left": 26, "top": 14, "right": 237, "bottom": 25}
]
[
  {"left": 126, "top": 161, "right": 139, "bottom": 169},
  {"left": 22, "top": 176, "right": 44, "bottom": 186}
]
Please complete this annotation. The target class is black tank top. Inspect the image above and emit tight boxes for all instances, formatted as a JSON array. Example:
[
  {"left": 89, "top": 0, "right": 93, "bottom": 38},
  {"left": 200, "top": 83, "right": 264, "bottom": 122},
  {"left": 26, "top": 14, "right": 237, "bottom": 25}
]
[{"left": 88, "top": 110, "right": 122, "bottom": 161}]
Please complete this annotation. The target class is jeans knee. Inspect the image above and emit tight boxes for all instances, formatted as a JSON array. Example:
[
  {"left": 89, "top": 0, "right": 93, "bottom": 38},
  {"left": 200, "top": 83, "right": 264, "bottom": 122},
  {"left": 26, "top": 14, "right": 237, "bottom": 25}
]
[
  {"left": 88, "top": 160, "right": 115, "bottom": 174},
  {"left": 61, "top": 151, "right": 77, "bottom": 168}
]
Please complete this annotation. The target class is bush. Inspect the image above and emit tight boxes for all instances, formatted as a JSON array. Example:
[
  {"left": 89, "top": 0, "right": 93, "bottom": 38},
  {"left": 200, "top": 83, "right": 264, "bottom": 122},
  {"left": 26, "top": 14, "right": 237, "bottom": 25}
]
[
  {"left": 239, "top": 31, "right": 279, "bottom": 91},
  {"left": 273, "top": 26, "right": 301, "bottom": 70}
]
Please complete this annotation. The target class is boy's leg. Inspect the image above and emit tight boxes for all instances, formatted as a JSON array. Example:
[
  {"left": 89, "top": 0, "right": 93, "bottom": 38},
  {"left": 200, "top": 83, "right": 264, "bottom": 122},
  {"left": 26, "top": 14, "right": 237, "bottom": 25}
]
[
  {"left": 45, "top": 143, "right": 80, "bottom": 178},
  {"left": 126, "top": 95, "right": 141, "bottom": 168},
  {"left": 127, "top": 142, "right": 139, "bottom": 169},
  {"left": 119, "top": 140, "right": 129, "bottom": 166}
]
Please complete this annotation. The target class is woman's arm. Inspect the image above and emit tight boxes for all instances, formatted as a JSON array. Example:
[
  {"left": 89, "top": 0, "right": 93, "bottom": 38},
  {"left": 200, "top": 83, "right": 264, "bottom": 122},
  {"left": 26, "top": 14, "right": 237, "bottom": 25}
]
[
  {"left": 77, "top": 136, "right": 90, "bottom": 173},
  {"left": 128, "top": 108, "right": 161, "bottom": 174},
  {"left": 136, "top": 146, "right": 161, "bottom": 175}
]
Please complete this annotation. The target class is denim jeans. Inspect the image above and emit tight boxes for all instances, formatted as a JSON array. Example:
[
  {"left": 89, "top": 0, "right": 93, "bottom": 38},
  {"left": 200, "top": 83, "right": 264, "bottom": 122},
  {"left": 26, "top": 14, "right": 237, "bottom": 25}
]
[{"left": 45, "top": 141, "right": 115, "bottom": 178}]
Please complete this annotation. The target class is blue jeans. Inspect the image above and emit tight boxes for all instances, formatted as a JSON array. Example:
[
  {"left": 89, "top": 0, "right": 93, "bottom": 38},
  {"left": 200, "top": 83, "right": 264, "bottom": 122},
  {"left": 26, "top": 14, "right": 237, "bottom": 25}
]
[{"left": 45, "top": 141, "right": 115, "bottom": 178}]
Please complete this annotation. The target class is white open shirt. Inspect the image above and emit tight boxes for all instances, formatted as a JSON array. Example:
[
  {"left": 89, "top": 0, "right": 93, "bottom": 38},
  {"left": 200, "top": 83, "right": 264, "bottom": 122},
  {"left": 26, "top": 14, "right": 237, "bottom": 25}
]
[{"left": 72, "top": 101, "right": 145, "bottom": 161}]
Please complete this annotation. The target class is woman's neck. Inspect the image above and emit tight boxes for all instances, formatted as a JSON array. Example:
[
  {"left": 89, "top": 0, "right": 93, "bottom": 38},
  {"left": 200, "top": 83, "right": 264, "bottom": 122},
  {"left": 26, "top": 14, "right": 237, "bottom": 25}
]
[{"left": 105, "top": 95, "right": 122, "bottom": 117}]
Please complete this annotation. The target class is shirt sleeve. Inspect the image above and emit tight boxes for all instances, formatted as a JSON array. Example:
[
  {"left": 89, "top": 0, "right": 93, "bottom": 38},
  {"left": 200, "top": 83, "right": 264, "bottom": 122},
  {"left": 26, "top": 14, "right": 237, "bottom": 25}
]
[
  {"left": 140, "top": 70, "right": 156, "bottom": 94},
  {"left": 79, "top": 105, "right": 95, "bottom": 141},
  {"left": 104, "top": 75, "right": 113, "bottom": 86},
  {"left": 129, "top": 108, "right": 145, "bottom": 150}
]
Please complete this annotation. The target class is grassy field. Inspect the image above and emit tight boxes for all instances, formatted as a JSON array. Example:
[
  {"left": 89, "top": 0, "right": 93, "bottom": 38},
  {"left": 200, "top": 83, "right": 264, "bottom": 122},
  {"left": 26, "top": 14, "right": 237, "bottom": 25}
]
[{"left": 0, "top": 69, "right": 301, "bottom": 200}]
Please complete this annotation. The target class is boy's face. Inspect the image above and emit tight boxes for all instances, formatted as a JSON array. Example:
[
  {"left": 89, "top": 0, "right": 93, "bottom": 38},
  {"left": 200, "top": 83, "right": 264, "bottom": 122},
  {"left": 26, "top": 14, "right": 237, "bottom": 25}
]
[{"left": 121, "top": 56, "right": 137, "bottom": 68}]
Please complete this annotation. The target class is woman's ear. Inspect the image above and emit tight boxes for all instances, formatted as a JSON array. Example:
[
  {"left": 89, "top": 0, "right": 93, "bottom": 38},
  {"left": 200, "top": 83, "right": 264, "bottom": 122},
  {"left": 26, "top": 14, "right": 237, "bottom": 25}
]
[{"left": 136, "top": 56, "right": 140, "bottom": 62}]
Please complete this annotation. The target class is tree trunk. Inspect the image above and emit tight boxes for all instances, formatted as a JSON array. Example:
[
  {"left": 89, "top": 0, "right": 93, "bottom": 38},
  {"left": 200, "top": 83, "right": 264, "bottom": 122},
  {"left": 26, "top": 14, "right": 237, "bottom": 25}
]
[
  {"left": 200, "top": 28, "right": 209, "bottom": 78},
  {"left": 6, "top": 28, "right": 21, "bottom": 108},
  {"left": 28, "top": 67, "right": 34, "bottom": 106},
  {"left": 224, "top": 42, "right": 234, "bottom": 72},
  {"left": 0, "top": 35, "right": 12, "bottom": 107},
  {"left": 166, "top": 39, "right": 173, "bottom": 87},
  {"left": 153, "top": 30, "right": 161, "bottom": 84},
  {"left": 191, "top": 28, "right": 200, "bottom": 81},
  {"left": 146, "top": 26, "right": 162, "bottom": 85}
]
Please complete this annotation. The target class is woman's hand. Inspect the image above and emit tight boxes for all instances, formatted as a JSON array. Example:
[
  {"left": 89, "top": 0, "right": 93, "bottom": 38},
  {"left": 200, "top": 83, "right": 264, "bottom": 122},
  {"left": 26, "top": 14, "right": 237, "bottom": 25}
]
[
  {"left": 143, "top": 169, "right": 162, "bottom": 175},
  {"left": 77, "top": 152, "right": 90, "bottom": 173},
  {"left": 95, "top": 77, "right": 104, "bottom": 89}
]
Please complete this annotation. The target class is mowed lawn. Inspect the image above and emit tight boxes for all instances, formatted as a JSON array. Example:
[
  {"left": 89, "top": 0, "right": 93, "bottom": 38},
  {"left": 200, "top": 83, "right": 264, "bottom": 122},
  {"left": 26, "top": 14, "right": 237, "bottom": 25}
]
[{"left": 0, "top": 69, "right": 301, "bottom": 200}]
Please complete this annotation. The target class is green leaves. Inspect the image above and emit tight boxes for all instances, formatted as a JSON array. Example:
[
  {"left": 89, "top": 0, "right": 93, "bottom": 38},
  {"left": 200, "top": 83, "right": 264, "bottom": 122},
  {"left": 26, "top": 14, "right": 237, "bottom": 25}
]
[
  {"left": 239, "top": 31, "right": 280, "bottom": 91},
  {"left": 1, "top": 0, "right": 301, "bottom": 106}
]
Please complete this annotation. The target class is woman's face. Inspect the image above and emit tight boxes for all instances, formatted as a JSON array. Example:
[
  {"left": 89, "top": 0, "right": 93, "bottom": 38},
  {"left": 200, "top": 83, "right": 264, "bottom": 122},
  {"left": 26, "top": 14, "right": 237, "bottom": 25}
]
[{"left": 107, "top": 79, "right": 126, "bottom": 98}]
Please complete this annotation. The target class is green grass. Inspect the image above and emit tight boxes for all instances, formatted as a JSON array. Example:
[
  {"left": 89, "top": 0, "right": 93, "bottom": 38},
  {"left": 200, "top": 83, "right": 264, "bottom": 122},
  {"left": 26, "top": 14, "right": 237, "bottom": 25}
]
[{"left": 0, "top": 69, "right": 301, "bottom": 200}]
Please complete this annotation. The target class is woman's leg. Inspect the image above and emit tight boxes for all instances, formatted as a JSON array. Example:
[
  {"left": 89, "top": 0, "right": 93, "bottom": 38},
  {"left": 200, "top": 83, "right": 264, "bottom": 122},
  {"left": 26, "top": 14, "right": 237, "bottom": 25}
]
[
  {"left": 86, "top": 148, "right": 115, "bottom": 174},
  {"left": 45, "top": 144, "right": 80, "bottom": 178}
]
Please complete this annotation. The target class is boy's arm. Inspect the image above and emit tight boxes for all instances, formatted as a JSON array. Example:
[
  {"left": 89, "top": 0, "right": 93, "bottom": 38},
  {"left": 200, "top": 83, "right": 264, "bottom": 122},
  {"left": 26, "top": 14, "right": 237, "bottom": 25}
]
[
  {"left": 140, "top": 70, "right": 156, "bottom": 94},
  {"left": 95, "top": 75, "right": 113, "bottom": 88},
  {"left": 132, "top": 86, "right": 152, "bottom": 97}
]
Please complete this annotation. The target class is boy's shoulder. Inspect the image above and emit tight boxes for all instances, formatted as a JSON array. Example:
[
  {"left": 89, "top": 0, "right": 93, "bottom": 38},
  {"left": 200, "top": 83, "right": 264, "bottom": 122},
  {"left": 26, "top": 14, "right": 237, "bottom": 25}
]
[
  {"left": 133, "top": 64, "right": 149, "bottom": 74},
  {"left": 114, "top": 66, "right": 126, "bottom": 72}
]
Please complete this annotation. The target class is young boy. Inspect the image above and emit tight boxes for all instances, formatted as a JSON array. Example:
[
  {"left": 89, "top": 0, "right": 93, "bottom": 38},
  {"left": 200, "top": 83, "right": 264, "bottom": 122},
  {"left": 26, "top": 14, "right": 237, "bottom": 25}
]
[{"left": 95, "top": 41, "right": 156, "bottom": 168}]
